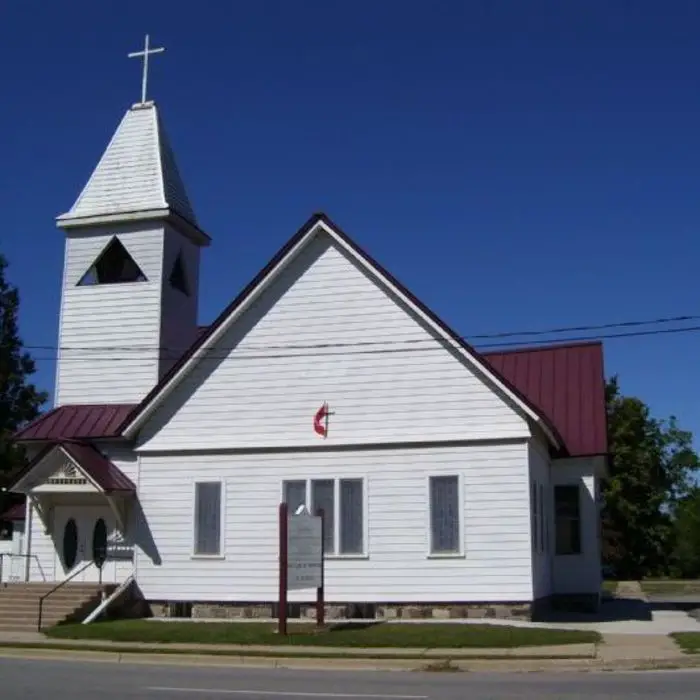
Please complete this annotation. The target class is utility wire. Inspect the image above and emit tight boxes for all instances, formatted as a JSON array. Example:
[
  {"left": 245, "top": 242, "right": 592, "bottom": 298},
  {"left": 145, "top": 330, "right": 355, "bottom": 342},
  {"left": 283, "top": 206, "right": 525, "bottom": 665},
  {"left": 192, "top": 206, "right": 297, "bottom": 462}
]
[
  {"left": 27, "top": 323, "right": 700, "bottom": 363},
  {"left": 18, "top": 312, "right": 700, "bottom": 356}
]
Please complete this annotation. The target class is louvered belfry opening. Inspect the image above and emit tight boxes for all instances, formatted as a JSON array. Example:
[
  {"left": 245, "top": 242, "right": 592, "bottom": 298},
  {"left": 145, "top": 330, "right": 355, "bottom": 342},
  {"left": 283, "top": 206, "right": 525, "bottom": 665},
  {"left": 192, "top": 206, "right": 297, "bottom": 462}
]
[
  {"left": 78, "top": 237, "right": 147, "bottom": 286},
  {"left": 169, "top": 251, "right": 189, "bottom": 295}
]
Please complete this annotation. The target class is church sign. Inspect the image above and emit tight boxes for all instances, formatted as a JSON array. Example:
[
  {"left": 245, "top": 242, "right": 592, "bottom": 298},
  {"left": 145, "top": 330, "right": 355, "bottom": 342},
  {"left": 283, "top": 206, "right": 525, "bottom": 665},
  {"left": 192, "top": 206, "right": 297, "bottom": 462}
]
[{"left": 277, "top": 503, "right": 325, "bottom": 635}]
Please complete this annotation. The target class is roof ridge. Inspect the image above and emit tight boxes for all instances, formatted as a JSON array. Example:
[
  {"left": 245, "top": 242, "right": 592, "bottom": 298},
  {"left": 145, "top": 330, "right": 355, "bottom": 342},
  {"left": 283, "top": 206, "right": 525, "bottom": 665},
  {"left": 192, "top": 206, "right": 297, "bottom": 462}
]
[{"left": 482, "top": 340, "right": 604, "bottom": 356}]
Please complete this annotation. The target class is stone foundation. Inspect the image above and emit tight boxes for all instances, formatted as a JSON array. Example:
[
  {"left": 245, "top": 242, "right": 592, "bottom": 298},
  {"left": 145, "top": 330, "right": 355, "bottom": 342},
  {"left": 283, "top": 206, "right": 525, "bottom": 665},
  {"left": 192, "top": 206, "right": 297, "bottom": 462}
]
[{"left": 146, "top": 600, "right": 533, "bottom": 621}]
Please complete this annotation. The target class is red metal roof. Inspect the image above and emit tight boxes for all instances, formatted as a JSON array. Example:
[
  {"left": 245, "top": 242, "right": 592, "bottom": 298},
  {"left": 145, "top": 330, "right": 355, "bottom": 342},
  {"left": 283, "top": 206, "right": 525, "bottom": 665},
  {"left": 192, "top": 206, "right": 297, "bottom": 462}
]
[
  {"left": 14, "top": 404, "right": 135, "bottom": 442},
  {"left": 12, "top": 348, "right": 606, "bottom": 458},
  {"left": 0, "top": 502, "right": 26, "bottom": 521},
  {"left": 483, "top": 341, "right": 607, "bottom": 458},
  {"left": 11, "top": 442, "right": 136, "bottom": 494},
  {"left": 61, "top": 442, "right": 136, "bottom": 492}
]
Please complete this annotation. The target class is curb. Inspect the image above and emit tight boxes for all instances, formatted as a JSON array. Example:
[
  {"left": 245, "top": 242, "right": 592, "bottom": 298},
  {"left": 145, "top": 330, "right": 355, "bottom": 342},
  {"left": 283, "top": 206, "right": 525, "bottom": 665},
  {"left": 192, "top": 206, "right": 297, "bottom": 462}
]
[
  {"left": 0, "top": 639, "right": 598, "bottom": 661},
  {"left": 0, "top": 644, "right": 698, "bottom": 674}
]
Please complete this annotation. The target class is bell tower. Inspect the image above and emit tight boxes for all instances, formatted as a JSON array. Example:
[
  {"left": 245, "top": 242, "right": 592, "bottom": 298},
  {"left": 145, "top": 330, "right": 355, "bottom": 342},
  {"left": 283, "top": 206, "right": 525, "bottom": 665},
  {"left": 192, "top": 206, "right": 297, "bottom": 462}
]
[{"left": 54, "top": 38, "right": 211, "bottom": 406}]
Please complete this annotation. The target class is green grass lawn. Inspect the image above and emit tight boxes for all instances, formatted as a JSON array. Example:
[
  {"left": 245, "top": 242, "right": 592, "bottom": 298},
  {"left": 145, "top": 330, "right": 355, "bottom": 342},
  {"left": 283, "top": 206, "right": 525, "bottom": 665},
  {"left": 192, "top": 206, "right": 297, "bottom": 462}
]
[
  {"left": 640, "top": 580, "right": 700, "bottom": 595},
  {"left": 670, "top": 632, "right": 700, "bottom": 653},
  {"left": 45, "top": 620, "right": 600, "bottom": 649}
]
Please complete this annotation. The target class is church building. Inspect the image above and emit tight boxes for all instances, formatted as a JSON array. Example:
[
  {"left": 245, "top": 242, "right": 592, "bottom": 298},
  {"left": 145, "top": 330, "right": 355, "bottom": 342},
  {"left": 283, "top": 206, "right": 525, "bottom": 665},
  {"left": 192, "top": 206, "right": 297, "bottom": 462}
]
[{"left": 5, "top": 59, "right": 608, "bottom": 623}]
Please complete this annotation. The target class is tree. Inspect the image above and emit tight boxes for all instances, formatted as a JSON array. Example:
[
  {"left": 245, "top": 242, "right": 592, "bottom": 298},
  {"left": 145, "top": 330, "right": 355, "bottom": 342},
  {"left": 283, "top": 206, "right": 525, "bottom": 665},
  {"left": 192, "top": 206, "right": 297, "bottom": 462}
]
[
  {"left": 669, "top": 487, "right": 700, "bottom": 578},
  {"left": 602, "top": 376, "right": 700, "bottom": 579},
  {"left": 0, "top": 253, "right": 47, "bottom": 501}
]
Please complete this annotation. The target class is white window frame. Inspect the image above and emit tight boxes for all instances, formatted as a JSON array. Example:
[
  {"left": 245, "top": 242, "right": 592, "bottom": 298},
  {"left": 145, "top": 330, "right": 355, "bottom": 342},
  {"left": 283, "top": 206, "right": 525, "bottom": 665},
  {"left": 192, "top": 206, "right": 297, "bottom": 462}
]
[
  {"left": 426, "top": 474, "right": 465, "bottom": 559},
  {"left": 280, "top": 477, "right": 368, "bottom": 559},
  {"left": 191, "top": 480, "right": 226, "bottom": 559}
]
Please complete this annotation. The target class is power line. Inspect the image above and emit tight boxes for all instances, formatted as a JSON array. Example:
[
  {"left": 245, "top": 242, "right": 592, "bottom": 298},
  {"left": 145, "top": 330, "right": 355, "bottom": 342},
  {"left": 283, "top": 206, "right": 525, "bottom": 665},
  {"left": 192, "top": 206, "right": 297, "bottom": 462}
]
[
  {"left": 19, "top": 312, "right": 700, "bottom": 355},
  {"left": 27, "top": 323, "right": 700, "bottom": 363}
]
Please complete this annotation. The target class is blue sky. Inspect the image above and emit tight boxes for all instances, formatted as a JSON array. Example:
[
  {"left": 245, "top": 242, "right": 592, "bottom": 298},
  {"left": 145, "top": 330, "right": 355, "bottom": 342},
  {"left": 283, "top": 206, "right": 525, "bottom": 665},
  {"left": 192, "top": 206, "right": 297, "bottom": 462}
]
[{"left": 1, "top": 1, "right": 699, "bottom": 439}]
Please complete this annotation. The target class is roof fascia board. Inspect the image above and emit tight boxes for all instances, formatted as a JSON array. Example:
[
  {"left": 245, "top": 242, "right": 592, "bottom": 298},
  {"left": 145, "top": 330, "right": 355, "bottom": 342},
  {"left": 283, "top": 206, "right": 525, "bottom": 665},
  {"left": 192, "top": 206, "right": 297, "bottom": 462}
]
[
  {"left": 56, "top": 208, "right": 211, "bottom": 246},
  {"left": 11, "top": 444, "right": 101, "bottom": 494}
]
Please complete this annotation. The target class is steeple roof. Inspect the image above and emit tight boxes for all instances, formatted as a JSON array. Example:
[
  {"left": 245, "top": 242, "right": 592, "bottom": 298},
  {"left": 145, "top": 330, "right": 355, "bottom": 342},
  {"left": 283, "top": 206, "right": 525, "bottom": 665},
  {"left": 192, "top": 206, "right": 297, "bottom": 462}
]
[{"left": 57, "top": 101, "right": 208, "bottom": 244}]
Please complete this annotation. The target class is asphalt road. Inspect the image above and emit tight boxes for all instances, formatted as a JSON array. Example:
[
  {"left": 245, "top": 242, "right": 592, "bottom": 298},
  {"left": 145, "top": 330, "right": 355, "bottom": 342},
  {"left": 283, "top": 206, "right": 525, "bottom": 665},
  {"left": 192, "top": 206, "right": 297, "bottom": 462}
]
[{"left": 1, "top": 657, "right": 699, "bottom": 699}]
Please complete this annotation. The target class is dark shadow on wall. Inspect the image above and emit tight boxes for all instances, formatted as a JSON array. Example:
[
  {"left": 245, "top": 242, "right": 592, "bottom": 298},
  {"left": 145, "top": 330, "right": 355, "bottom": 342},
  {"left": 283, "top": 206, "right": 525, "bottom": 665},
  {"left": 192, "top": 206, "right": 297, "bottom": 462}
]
[{"left": 133, "top": 500, "right": 161, "bottom": 566}]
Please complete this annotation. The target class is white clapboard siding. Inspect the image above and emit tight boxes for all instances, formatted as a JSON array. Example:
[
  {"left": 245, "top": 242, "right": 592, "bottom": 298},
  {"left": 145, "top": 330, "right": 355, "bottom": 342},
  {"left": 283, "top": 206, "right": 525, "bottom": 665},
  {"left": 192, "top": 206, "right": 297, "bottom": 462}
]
[
  {"left": 134, "top": 442, "right": 534, "bottom": 603},
  {"left": 55, "top": 223, "right": 200, "bottom": 406},
  {"left": 137, "top": 234, "right": 530, "bottom": 450},
  {"left": 528, "top": 440, "right": 552, "bottom": 599},
  {"left": 552, "top": 457, "right": 603, "bottom": 596}
]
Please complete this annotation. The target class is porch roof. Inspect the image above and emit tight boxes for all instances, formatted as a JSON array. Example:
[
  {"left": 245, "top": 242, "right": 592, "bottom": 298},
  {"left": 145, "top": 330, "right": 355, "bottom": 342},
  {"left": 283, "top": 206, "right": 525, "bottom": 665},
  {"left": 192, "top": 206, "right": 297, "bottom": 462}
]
[
  {"left": 0, "top": 502, "right": 25, "bottom": 521},
  {"left": 10, "top": 441, "right": 136, "bottom": 494},
  {"left": 13, "top": 404, "right": 134, "bottom": 442}
]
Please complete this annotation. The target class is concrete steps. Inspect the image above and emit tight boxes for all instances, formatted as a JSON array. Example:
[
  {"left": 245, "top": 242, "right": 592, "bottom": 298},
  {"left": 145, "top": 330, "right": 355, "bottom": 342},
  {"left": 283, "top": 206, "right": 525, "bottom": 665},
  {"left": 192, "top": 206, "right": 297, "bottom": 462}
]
[{"left": 0, "top": 582, "right": 116, "bottom": 631}]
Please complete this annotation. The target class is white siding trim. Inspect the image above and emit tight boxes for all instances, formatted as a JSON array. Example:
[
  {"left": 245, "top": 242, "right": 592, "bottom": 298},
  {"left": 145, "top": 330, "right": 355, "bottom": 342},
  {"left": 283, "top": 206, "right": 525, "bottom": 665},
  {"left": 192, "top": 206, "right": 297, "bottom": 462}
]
[
  {"left": 426, "top": 473, "right": 465, "bottom": 559},
  {"left": 191, "top": 479, "right": 226, "bottom": 560},
  {"left": 122, "top": 219, "right": 558, "bottom": 449}
]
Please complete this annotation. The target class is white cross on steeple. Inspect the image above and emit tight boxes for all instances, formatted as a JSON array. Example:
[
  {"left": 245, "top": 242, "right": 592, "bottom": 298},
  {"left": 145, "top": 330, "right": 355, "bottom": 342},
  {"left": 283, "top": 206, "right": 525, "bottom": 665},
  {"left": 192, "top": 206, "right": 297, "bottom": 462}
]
[{"left": 128, "top": 34, "right": 165, "bottom": 105}]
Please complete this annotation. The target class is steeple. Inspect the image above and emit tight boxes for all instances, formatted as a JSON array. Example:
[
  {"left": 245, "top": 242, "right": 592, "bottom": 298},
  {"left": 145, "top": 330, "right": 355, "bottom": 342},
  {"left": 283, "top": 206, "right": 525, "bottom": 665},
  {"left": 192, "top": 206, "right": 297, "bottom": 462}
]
[
  {"left": 53, "top": 37, "right": 208, "bottom": 406},
  {"left": 56, "top": 101, "right": 209, "bottom": 245}
]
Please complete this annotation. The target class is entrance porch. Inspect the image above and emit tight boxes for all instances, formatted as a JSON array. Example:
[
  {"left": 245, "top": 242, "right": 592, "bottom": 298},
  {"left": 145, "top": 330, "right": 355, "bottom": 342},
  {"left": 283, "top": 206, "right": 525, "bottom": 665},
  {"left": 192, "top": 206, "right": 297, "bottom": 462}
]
[{"left": 8, "top": 441, "right": 136, "bottom": 585}]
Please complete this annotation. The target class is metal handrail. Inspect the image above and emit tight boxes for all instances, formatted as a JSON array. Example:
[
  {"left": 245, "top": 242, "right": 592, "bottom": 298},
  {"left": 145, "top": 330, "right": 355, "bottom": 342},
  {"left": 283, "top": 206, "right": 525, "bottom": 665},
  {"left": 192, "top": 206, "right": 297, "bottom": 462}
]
[
  {"left": 0, "top": 553, "right": 40, "bottom": 584},
  {"left": 37, "top": 561, "right": 93, "bottom": 632}
]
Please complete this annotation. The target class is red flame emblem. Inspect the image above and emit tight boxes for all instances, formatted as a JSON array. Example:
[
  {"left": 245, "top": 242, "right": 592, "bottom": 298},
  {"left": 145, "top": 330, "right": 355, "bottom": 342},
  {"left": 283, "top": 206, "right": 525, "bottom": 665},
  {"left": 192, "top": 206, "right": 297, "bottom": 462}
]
[{"left": 314, "top": 402, "right": 330, "bottom": 438}]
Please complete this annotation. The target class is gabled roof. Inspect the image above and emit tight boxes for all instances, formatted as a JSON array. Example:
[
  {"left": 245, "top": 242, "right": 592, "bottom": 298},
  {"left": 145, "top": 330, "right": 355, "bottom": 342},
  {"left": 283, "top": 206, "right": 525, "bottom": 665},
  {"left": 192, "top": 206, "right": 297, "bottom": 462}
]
[
  {"left": 14, "top": 404, "right": 135, "bottom": 442},
  {"left": 10, "top": 442, "right": 136, "bottom": 494},
  {"left": 56, "top": 102, "right": 210, "bottom": 246},
  {"left": 118, "top": 212, "right": 562, "bottom": 448},
  {"left": 484, "top": 342, "right": 608, "bottom": 457}
]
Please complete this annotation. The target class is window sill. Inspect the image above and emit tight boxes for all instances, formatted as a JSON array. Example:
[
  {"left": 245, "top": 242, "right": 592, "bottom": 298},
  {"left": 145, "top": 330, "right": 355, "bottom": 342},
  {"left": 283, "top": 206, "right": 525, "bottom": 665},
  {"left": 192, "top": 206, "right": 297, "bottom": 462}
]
[
  {"left": 190, "top": 554, "right": 226, "bottom": 561},
  {"left": 427, "top": 552, "right": 466, "bottom": 560},
  {"left": 324, "top": 553, "right": 369, "bottom": 560}
]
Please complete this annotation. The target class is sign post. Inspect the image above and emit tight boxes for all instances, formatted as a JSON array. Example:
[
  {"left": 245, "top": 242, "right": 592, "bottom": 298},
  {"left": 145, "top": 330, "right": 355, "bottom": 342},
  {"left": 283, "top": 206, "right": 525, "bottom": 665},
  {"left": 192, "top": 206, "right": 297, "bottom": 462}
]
[{"left": 278, "top": 502, "right": 325, "bottom": 635}]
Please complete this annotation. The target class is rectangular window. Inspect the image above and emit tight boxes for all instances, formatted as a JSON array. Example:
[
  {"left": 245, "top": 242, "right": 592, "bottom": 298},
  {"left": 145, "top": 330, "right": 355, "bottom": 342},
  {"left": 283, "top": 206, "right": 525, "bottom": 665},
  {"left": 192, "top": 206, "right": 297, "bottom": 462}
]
[
  {"left": 544, "top": 486, "right": 550, "bottom": 554},
  {"left": 193, "top": 481, "right": 222, "bottom": 556},
  {"left": 429, "top": 475, "right": 460, "bottom": 555},
  {"left": 531, "top": 482, "right": 538, "bottom": 553},
  {"left": 339, "top": 478, "right": 364, "bottom": 554},
  {"left": 282, "top": 478, "right": 365, "bottom": 556},
  {"left": 539, "top": 483, "right": 545, "bottom": 553},
  {"left": 554, "top": 484, "right": 582, "bottom": 555}
]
